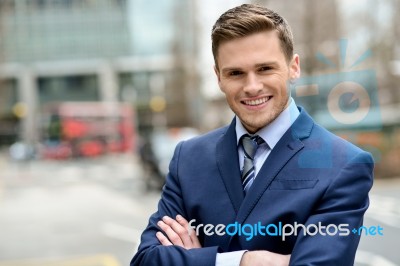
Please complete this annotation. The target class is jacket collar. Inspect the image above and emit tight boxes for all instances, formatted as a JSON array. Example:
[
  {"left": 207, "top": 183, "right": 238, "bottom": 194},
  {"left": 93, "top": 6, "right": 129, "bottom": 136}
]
[{"left": 216, "top": 106, "right": 314, "bottom": 217}]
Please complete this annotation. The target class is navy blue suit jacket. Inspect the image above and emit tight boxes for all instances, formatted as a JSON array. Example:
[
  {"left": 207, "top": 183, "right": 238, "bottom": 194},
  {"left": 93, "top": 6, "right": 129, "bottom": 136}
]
[{"left": 131, "top": 107, "right": 374, "bottom": 266}]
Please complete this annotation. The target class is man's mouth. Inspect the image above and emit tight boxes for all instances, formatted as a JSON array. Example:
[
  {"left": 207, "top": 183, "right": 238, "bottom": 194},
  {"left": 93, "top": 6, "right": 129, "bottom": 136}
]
[{"left": 242, "top": 96, "right": 272, "bottom": 106}]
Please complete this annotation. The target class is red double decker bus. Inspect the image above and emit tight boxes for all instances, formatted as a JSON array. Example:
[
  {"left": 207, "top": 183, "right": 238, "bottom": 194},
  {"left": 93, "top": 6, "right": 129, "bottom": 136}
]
[{"left": 41, "top": 102, "right": 135, "bottom": 159}]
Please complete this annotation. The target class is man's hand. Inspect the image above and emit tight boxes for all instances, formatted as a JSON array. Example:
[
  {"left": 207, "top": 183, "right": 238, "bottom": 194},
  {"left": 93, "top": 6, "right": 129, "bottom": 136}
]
[
  {"left": 240, "top": 251, "right": 290, "bottom": 266},
  {"left": 156, "top": 215, "right": 202, "bottom": 249}
]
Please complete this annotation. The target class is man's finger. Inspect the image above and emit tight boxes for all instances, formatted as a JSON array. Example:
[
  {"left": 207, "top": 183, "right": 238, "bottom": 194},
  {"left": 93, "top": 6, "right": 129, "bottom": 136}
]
[
  {"left": 176, "top": 215, "right": 201, "bottom": 248},
  {"left": 162, "top": 216, "right": 193, "bottom": 247},
  {"left": 157, "top": 220, "right": 184, "bottom": 247},
  {"left": 156, "top": 231, "right": 172, "bottom": 246}
]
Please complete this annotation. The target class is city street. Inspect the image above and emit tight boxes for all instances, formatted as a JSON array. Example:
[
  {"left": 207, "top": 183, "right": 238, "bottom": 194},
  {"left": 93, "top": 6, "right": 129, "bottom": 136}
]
[
  {"left": 0, "top": 152, "right": 159, "bottom": 266},
  {"left": 0, "top": 152, "right": 399, "bottom": 266},
  {"left": 358, "top": 179, "right": 400, "bottom": 266}
]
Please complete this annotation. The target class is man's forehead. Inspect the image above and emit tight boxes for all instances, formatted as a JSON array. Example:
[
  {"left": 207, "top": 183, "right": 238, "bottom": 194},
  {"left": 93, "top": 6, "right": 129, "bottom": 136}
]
[
  {"left": 217, "top": 31, "right": 280, "bottom": 54},
  {"left": 218, "top": 30, "right": 279, "bottom": 47},
  {"left": 218, "top": 35, "right": 283, "bottom": 63}
]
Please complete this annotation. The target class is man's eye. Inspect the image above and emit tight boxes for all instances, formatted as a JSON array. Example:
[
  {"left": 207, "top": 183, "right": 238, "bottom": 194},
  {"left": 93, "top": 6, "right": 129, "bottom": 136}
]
[
  {"left": 259, "top": 66, "right": 272, "bottom": 72},
  {"left": 229, "top": 71, "right": 243, "bottom": 76}
]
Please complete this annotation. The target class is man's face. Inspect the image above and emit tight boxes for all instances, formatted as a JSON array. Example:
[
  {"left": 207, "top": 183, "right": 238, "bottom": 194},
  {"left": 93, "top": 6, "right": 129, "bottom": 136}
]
[{"left": 215, "top": 30, "right": 300, "bottom": 133}]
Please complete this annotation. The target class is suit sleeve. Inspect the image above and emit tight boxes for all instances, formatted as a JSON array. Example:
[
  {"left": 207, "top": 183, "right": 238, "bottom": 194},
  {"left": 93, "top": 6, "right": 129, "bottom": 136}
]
[
  {"left": 130, "top": 142, "right": 219, "bottom": 266},
  {"left": 289, "top": 151, "right": 374, "bottom": 266}
]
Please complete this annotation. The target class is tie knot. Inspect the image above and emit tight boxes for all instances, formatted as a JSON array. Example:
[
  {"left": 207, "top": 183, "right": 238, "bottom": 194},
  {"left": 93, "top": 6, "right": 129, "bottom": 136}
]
[{"left": 241, "top": 134, "right": 264, "bottom": 160}]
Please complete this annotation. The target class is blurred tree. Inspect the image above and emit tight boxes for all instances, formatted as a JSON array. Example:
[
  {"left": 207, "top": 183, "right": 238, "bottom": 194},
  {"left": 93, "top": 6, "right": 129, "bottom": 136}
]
[
  {"left": 347, "top": 0, "right": 400, "bottom": 105},
  {"left": 385, "top": 0, "right": 400, "bottom": 103}
]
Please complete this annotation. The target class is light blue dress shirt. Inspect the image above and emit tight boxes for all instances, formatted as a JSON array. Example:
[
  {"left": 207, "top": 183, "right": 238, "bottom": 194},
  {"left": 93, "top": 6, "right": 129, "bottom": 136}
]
[{"left": 215, "top": 98, "right": 300, "bottom": 266}]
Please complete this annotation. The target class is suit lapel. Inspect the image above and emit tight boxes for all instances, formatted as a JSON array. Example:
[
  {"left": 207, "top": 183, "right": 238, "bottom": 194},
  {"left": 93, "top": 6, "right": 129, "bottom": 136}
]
[
  {"left": 216, "top": 118, "right": 244, "bottom": 213},
  {"left": 236, "top": 108, "right": 314, "bottom": 224}
]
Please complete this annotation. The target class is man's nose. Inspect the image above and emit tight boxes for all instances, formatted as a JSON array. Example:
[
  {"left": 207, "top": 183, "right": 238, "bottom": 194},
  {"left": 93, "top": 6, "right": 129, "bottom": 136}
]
[{"left": 243, "top": 73, "right": 263, "bottom": 94}]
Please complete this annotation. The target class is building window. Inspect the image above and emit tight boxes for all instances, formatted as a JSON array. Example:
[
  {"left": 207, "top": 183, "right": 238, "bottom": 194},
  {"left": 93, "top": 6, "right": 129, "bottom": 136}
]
[{"left": 38, "top": 75, "right": 99, "bottom": 104}]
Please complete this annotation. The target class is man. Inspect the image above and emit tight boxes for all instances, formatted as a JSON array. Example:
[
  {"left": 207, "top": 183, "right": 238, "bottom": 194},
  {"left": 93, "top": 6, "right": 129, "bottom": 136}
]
[{"left": 131, "top": 4, "right": 373, "bottom": 266}]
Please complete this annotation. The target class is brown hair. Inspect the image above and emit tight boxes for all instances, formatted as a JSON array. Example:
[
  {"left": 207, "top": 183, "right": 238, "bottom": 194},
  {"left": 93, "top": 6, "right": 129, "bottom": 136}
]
[{"left": 211, "top": 4, "right": 294, "bottom": 67}]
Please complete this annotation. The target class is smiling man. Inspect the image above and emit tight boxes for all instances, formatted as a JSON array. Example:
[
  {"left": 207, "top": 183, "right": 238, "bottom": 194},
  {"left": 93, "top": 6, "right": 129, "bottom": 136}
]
[
  {"left": 215, "top": 29, "right": 299, "bottom": 134},
  {"left": 130, "top": 4, "right": 373, "bottom": 266}
]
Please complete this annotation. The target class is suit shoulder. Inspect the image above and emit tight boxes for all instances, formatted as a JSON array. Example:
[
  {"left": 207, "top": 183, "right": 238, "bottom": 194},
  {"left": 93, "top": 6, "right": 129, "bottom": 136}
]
[
  {"left": 310, "top": 123, "right": 373, "bottom": 162},
  {"left": 183, "top": 125, "right": 228, "bottom": 147}
]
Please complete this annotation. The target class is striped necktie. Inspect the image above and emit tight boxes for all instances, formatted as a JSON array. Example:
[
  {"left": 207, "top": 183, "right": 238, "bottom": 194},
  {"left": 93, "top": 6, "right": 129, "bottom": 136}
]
[{"left": 241, "top": 134, "right": 264, "bottom": 194}]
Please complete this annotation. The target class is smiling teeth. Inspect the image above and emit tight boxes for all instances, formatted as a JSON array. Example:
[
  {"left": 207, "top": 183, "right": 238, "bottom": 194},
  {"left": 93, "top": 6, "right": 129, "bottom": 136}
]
[{"left": 244, "top": 97, "right": 270, "bottom": 106}]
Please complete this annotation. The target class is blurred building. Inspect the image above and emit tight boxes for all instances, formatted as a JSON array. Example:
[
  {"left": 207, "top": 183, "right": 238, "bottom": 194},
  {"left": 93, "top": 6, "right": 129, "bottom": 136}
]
[
  {"left": 0, "top": 0, "right": 195, "bottom": 146},
  {"left": 0, "top": 0, "right": 399, "bottom": 176}
]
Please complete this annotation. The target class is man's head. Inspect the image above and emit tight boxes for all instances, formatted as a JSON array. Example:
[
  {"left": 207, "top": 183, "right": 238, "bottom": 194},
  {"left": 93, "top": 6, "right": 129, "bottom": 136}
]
[
  {"left": 212, "top": 4, "right": 294, "bottom": 68},
  {"left": 212, "top": 4, "right": 300, "bottom": 133}
]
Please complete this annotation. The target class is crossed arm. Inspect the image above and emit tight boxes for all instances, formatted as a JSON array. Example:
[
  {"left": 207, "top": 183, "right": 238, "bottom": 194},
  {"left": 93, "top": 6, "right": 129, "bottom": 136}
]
[
  {"left": 150, "top": 152, "right": 373, "bottom": 266},
  {"left": 131, "top": 142, "right": 373, "bottom": 266},
  {"left": 156, "top": 215, "right": 290, "bottom": 266}
]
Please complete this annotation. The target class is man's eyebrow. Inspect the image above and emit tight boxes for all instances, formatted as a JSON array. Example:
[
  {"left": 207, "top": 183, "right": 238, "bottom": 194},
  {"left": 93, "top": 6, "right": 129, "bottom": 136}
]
[
  {"left": 221, "top": 62, "right": 280, "bottom": 73},
  {"left": 221, "top": 67, "right": 242, "bottom": 73},
  {"left": 254, "top": 61, "right": 279, "bottom": 67}
]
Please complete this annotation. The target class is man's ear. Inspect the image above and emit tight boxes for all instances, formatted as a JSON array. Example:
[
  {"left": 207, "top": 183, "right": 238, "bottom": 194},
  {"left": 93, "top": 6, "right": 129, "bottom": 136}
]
[
  {"left": 214, "top": 65, "right": 224, "bottom": 93},
  {"left": 214, "top": 65, "right": 221, "bottom": 82},
  {"left": 289, "top": 54, "right": 301, "bottom": 80}
]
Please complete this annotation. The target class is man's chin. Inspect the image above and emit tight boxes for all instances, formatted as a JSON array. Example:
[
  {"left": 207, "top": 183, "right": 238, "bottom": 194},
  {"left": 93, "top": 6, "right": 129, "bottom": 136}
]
[{"left": 239, "top": 117, "right": 274, "bottom": 133}]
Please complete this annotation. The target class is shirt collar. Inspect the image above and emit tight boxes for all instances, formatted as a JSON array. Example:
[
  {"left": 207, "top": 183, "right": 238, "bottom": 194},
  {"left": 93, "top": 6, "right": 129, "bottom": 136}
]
[{"left": 235, "top": 98, "right": 300, "bottom": 149}]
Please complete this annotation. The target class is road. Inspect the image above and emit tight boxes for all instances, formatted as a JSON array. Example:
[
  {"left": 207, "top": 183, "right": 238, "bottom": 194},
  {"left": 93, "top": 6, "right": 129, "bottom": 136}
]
[
  {"left": 0, "top": 152, "right": 399, "bottom": 266},
  {"left": 0, "top": 153, "right": 159, "bottom": 266},
  {"left": 357, "top": 179, "right": 400, "bottom": 266}
]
